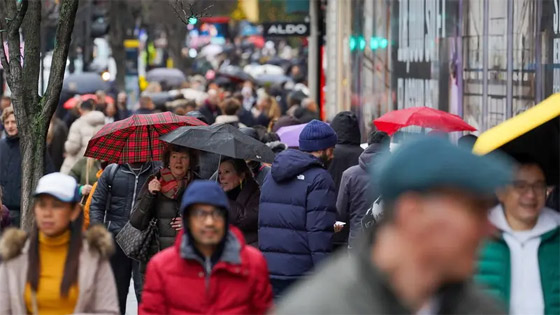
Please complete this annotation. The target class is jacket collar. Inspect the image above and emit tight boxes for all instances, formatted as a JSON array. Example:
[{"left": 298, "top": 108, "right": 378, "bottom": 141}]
[
  {"left": 355, "top": 228, "right": 477, "bottom": 314},
  {"left": 178, "top": 228, "right": 242, "bottom": 266}
]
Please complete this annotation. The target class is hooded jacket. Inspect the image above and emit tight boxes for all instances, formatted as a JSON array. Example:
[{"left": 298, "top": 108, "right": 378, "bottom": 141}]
[
  {"left": 61, "top": 111, "right": 106, "bottom": 174},
  {"left": 475, "top": 206, "right": 560, "bottom": 315},
  {"left": 139, "top": 227, "right": 273, "bottom": 315},
  {"left": 0, "top": 226, "right": 119, "bottom": 314},
  {"left": 328, "top": 111, "right": 363, "bottom": 192},
  {"left": 259, "top": 149, "right": 337, "bottom": 280},
  {"left": 337, "top": 143, "right": 387, "bottom": 248},
  {"left": 90, "top": 162, "right": 159, "bottom": 234}
]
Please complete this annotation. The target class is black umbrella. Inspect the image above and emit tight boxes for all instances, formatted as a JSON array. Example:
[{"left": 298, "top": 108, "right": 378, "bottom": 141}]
[
  {"left": 218, "top": 65, "right": 254, "bottom": 83},
  {"left": 62, "top": 72, "right": 109, "bottom": 94},
  {"left": 160, "top": 124, "right": 276, "bottom": 163},
  {"left": 146, "top": 68, "right": 187, "bottom": 88}
]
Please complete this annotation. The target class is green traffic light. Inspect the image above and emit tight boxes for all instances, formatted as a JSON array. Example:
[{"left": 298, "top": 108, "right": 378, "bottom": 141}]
[
  {"left": 370, "top": 37, "right": 380, "bottom": 50},
  {"left": 359, "top": 36, "right": 366, "bottom": 51},
  {"left": 188, "top": 16, "right": 198, "bottom": 25},
  {"left": 380, "top": 38, "right": 388, "bottom": 49},
  {"left": 349, "top": 36, "right": 357, "bottom": 51}
]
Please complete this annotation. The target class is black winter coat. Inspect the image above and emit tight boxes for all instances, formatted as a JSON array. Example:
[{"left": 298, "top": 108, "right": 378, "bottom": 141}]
[
  {"left": 336, "top": 143, "right": 387, "bottom": 248},
  {"left": 129, "top": 172, "right": 196, "bottom": 255},
  {"left": 89, "top": 162, "right": 159, "bottom": 234},
  {"left": 227, "top": 178, "right": 260, "bottom": 246},
  {"left": 328, "top": 111, "right": 363, "bottom": 192},
  {"left": 0, "top": 136, "right": 54, "bottom": 213}
]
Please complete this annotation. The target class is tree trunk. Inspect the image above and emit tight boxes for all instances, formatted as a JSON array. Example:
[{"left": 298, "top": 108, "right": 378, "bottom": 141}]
[
  {"left": 0, "top": 0, "right": 79, "bottom": 231},
  {"left": 109, "top": 0, "right": 129, "bottom": 92}
]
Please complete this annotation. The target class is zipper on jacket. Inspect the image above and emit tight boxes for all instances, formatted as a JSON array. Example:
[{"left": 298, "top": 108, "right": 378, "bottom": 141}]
[
  {"left": 204, "top": 257, "right": 212, "bottom": 292},
  {"left": 131, "top": 176, "right": 139, "bottom": 211}
]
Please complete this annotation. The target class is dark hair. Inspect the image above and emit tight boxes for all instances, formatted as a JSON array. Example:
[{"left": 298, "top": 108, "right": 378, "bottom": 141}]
[
  {"left": 458, "top": 134, "right": 478, "bottom": 150},
  {"left": 79, "top": 99, "right": 95, "bottom": 111},
  {"left": 220, "top": 157, "right": 253, "bottom": 180},
  {"left": 222, "top": 98, "right": 241, "bottom": 116},
  {"left": 261, "top": 132, "right": 280, "bottom": 144},
  {"left": 28, "top": 202, "right": 83, "bottom": 297},
  {"left": 163, "top": 145, "right": 199, "bottom": 172},
  {"left": 368, "top": 131, "right": 390, "bottom": 148},
  {"left": 511, "top": 153, "right": 546, "bottom": 178}
]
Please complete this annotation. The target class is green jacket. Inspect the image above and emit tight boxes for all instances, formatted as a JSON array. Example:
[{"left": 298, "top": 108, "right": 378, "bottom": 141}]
[{"left": 475, "top": 227, "right": 560, "bottom": 315}]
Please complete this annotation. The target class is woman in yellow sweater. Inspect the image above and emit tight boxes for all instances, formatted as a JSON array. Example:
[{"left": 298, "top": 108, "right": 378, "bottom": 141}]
[{"left": 0, "top": 173, "right": 119, "bottom": 314}]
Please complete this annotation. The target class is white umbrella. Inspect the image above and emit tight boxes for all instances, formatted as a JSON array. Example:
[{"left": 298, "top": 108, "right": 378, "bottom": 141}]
[
  {"left": 199, "top": 44, "right": 224, "bottom": 58},
  {"left": 243, "top": 64, "right": 284, "bottom": 78}
]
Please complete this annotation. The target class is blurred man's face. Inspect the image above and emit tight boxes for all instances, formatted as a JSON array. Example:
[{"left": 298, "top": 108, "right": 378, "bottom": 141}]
[
  {"left": 117, "top": 92, "right": 127, "bottom": 104},
  {"left": 4, "top": 114, "right": 18, "bottom": 136},
  {"left": 497, "top": 164, "right": 546, "bottom": 230},
  {"left": 399, "top": 190, "right": 493, "bottom": 281},
  {"left": 187, "top": 204, "right": 226, "bottom": 247}
]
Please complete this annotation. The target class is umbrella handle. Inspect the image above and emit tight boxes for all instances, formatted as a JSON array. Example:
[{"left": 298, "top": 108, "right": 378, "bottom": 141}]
[{"left": 216, "top": 155, "right": 221, "bottom": 183}]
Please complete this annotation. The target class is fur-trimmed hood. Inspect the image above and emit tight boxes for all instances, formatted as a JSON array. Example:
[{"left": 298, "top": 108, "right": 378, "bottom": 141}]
[{"left": 0, "top": 225, "right": 114, "bottom": 261}]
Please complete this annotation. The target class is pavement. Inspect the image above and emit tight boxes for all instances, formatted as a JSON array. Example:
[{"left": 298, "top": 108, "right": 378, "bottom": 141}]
[{"left": 126, "top": 280, "right": 138, "bottom": 315}]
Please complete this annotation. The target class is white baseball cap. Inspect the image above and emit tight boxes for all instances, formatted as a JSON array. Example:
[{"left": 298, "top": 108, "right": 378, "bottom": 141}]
[{"left": 34, "top": 173, "right": 79, "bottom": 203}]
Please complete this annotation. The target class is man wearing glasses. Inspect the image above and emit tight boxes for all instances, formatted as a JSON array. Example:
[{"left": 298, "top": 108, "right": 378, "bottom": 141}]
[
  {"left": 476, "top": 155, "right": 560, "bottom": 315},
  {"left": 139, "top": 180, "right": 273, "bottom": 314}
]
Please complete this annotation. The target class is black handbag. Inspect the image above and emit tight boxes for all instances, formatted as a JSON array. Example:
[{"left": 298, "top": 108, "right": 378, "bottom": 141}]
[{"left": 116, "top": 218, "right": 159, "bottom": 262}]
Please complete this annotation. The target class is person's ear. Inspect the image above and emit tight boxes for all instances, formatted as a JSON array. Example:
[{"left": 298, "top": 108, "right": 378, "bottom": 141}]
[{"left": 70, "top": 204, "right": 82, "bottom": 222}]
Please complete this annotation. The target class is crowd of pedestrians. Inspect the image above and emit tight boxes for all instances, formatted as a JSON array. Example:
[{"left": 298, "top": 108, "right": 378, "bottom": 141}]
[{"left": 0, "top": 77, "right": 558, "bottom": 315}]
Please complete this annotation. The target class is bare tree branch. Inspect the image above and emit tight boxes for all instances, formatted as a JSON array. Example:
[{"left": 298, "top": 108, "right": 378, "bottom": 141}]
[
  {"left": 171, "top": 0, "right": 214, "bottom": 26},
  {"left": 42, "top": 0, "right": 79, "bottom": 120}
]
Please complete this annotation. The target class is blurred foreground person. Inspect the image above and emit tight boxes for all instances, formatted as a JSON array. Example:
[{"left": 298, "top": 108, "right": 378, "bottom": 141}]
[
  {"left": 0, "top": 173, "right": 118, "bottom": 314},
  {"left": 140, "top": 180, "right": 273, "bottom": 314},
  {"left": 475, "top": 155, "right": 560, "bottom": 315},
  {"left": 277, "top": 137, "right": 512, "bottom": 314}
]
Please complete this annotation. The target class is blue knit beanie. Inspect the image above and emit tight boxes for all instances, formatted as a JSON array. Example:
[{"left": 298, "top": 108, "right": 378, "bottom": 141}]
[{"left": 299, "top": 120, "right": 338, "bottom": 152}]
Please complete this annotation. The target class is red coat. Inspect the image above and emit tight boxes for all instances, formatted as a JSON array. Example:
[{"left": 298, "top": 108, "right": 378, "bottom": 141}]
[{"left": 139, "top": 227, "right": 273, "bottom": 315}]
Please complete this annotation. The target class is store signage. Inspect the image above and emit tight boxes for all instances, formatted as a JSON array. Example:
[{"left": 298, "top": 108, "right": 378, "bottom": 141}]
[{"left": 263, "top": 22, "right": 310, "bottom": 37}]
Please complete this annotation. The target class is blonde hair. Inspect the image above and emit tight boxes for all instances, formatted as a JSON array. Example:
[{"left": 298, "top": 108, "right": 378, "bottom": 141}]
[{"left": 1, "top": 106, "right": 14, "bottom": 123}]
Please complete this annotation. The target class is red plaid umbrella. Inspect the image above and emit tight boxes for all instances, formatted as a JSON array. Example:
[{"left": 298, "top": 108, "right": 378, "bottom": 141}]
[
  {"left": 85, "top": 112, "right": 206, "bottom": 164},
  {"left": 374, "top": 107, "right": 476, "bottom": 135}
]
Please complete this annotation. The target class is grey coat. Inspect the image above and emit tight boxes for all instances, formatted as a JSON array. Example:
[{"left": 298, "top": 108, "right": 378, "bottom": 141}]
[
  {"left": 336, "top": 143, "right": 386, "bottom": 248},
  {"left": 276, "top": 230, "right": 505, "bottom": 315}
]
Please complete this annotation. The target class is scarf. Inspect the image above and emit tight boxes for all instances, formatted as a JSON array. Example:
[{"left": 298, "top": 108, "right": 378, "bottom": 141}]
[{"left": 159, "top": 168, "right": 191, "bottom": 199}]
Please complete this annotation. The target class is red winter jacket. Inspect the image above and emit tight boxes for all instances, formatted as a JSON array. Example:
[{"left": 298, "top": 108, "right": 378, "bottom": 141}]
[{"left": 139, "top": 226, "right": 273, "bottom": 315}]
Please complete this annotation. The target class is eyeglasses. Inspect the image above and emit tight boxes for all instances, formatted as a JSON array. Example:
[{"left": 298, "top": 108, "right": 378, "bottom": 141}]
[
  {"left": 191, "top": 208, "right": 225, "bottom": 222},
  {"left": 511, "top": 180, "right": 547, "bottom": 195}
]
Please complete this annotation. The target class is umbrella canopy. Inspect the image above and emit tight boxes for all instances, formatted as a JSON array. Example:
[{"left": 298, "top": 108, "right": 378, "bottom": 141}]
[
  {"left": 473, "top": 94, "right": 560, "bottom": 185},
  {"left": 142, "top": 91, "right": 174, "bottom": 106},
  {"left": 199, "top": 44, "right": 224, "bottom": 58},
  {"left": 146, "top": 68, "right": 187, "bottom": 88},
  {"left": 85, "top": 112, "right": 206, "bottom": 164},
  {"left": 63, "top": 94, "right": 114, "bottom": 109},
  {"left": 244, "top": 64, "right": 284, "bottom": 77},
  {"left": 374, "top": 107, "right": 476, "bottom": 135},
  {"left": 160, "top": 124, "right": 276, "bottom": 164},
  {"left": 63, "top": 72, "right": 108, "bottom": 94},
  {"left": 276, "top": 123, "right": 308, "bottom": 148},
  {"left": 256, "top": 74, "right": 292, "bottom": 86},
  {"left": 218, "top": 65, "right": 254, "bottom": 83}
]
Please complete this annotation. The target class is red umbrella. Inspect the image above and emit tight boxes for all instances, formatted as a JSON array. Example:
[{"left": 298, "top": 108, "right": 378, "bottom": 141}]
[
  {"left": 85, "top": 112, "right": 206, "bottom": 164},
  {"left": 374, "top": 107, "right": 476, "bottom": 135},
  {"left": 63, "top": 94, "right": 115, "bottom": 109}
]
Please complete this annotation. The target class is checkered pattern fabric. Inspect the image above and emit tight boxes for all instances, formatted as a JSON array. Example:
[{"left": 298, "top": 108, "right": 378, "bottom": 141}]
[{"left": 84, "top": 112, "right": 206, "bottom": 164}]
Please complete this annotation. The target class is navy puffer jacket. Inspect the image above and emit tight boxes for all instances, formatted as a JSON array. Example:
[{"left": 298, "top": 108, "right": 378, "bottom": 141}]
[{"left": 259, "top": 149, "right": 336, "bottom": 280}]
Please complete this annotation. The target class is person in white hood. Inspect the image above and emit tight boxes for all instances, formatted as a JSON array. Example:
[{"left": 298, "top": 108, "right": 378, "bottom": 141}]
[{"left": 475, "top": 155, "right": 560, "bottom": 315}]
